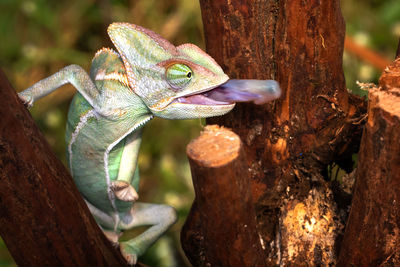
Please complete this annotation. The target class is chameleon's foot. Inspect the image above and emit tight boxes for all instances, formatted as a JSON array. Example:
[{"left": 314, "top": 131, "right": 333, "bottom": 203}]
[
  {"left": 117, "top": 203, "right": 177, "bottom": 265},
  {"left": 120, "top": 242, "right": 139, "bottom": 266},
  {"left": 18, "top": 93, "right": 34, "bottom": 108},
  {"left": 102, "top": 230, "right": 122, "bottom": 247},
  {"left": 111, "top": 181, "right": 138, "bottom": 202}
]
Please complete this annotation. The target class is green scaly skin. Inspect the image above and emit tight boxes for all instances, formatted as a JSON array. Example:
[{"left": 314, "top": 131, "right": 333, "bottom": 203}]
[{"left": 18, "top": 23, "right": 280, "bottom": 265}]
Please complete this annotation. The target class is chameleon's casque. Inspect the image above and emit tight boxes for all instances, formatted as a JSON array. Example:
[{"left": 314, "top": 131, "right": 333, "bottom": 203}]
[{"left": 18, "top": 22, "right": 281, "bottom": 264}]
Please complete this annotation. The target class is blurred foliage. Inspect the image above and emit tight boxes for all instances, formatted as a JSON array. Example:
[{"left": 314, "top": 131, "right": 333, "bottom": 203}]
[
  {"left": 342, "top": 0, "right": 400, "bottom": 96},
  {"left": 0, "top": 0, "right": 399, "bottom": 266}
]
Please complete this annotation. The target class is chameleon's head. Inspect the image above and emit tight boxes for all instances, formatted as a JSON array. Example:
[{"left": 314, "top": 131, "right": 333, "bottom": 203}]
[{"left": 108, "top": 23, "right": 235, "bottom": 119}]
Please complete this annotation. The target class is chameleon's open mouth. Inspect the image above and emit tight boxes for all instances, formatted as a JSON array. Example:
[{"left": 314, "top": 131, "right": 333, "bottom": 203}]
[
  {"left": 173, "top": 91, "right": 230, "bottom": 105},
  {"left": 172, "top": 79, "right": 281, "bottom": 106}
]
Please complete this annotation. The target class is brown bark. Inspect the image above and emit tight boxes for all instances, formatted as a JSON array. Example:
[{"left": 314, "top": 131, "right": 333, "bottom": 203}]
[
  {"left": 182, "top": 0, "right": 367, "bottom": 265},
  {"left": 338, "top": 59, "right": 400, "bottom": 266},
  {"left": 182, "top": 126, "right": 265, "bottom": 266},
  {"left": 0, "top": 69, "right": 128, "bottom": 266}
]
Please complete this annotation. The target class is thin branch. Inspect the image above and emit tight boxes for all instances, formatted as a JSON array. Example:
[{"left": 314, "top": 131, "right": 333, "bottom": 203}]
[{"left": 345, "top": 35, "right": 392, "bottom": 70}]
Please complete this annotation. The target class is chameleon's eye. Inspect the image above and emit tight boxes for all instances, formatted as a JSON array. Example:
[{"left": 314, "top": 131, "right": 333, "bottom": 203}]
[{"left": 166, "top": 64, "right": 193, "bottom": 89}]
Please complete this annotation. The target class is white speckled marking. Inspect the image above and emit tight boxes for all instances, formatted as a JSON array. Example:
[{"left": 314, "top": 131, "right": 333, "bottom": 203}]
[{"left": 68, "top": 109, "right": 96, "bottom": 176}]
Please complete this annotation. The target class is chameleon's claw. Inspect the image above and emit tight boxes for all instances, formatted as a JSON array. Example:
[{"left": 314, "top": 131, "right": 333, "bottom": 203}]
[
  {"left": 18, "top": 93, "right": 34, "bottom": 108},
  {"left": 102, "top": 230, "right": 122, "bottom": 247},
  {"left": 122, "top": 253, "right": 137, "bottom": 266},
  {"left": 111, "top": 181, "right": 139, "bottom": 202},
  {"left": 120, "top": 242, "right": 138, "bottom": 266}
]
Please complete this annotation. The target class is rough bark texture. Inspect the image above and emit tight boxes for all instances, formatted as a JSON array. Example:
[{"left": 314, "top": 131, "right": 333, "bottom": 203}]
[
  {"left": 182, "top": 126, "right": 265, "bottom": 266},
  {"left": 337, "top": 59, "right": 400, "bottom": 266},
  {"left": 0, "top": 70, "right": 129, "bottom": 266},
  {"left": 182, "top": 0, "right": 367, "bottom": 265}
]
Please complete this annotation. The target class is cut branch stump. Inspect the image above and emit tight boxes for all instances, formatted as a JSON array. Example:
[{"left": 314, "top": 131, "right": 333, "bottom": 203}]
[{"left": 182, "top": 125, "right": 265, "bottom": 266}]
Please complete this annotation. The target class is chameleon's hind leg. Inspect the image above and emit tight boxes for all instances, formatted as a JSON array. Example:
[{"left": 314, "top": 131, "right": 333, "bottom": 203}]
[
  {"left": 84, "top": 198, "right": 128, "bottom": 246},
  {"left": 119, "top": 202, "right": 177, "bottom": 265},
  {"left": 86, "top": 200, "right": 177, "bottom": 264},
  {"left": 84, "top": 199, "right": 120, "bottom": 235}
]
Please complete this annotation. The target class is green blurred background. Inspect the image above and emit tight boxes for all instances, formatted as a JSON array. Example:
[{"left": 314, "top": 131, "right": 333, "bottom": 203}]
[{"left": 0, "top": 0, "right": 399, "bottom": 266}]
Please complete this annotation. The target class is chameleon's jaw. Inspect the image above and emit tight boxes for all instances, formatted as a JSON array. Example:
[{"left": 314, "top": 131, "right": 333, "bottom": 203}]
[{"left": 151, "top": 84, "right": 235, "bottom": 120}]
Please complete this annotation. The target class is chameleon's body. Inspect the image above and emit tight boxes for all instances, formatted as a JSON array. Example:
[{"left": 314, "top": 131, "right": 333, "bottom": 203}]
[
  {"left": 66, "top": 49, "right": 146, "bottom": 214},
  {"left": 19, "top": 23, "right": 281, "bottom": 264}
]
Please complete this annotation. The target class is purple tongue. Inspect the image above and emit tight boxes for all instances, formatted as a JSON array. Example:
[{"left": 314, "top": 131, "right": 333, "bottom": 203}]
[
  {"left": 173, "top": 79, "right": 281, "bottom": 106},
  {"left": 205, "top": 79, "right": 281, "bottom": 105}
]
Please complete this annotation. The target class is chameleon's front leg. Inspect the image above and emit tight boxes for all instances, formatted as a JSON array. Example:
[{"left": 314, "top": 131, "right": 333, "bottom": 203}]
[{"left": 18, "top": 64, "right": 101, "bottom": 111}]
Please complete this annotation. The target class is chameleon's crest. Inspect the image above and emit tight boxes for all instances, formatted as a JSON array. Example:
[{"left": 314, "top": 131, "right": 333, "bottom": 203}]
[
  {"left": 108, "top": 23, "right": 176, "bottom": 104},
  {"left": 94, "top": 47, "right": 120, "bottom": 59},
  {"left": 108, "top": 23, "right": 177, "bottom": 67},
  {"left": 177, "top": 44, "right": 226, "bottom": 76}
]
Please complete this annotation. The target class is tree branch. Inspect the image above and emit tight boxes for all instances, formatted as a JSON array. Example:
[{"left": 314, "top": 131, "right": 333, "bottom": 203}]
[
  {"left": 0, "top": 69, "right": 128, "bottom": 266},
  {"left": 344, "top": 35, "right": 391, "bottom": 70}
]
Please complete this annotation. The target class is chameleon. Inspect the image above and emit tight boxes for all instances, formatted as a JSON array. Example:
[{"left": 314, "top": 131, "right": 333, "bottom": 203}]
[{"left": 18, "top": 22, "right": 281, "bottom": 264}]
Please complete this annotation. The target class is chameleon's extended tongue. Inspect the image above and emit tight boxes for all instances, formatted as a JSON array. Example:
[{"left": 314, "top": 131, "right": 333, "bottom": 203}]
[{"left": 205, "top": 79, "right": 281, "bottom": 105}]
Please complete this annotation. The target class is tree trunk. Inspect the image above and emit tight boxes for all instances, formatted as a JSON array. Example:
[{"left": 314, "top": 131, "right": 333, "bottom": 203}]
[
  {"left": 337, "top": 59, "right": 400, "bottom": 266},
  {"left": 0, "top": 69, "right": 129, "bottom": 266},
  {"left": 182, "top": 0, "right": 367, "bottom": 265}
]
